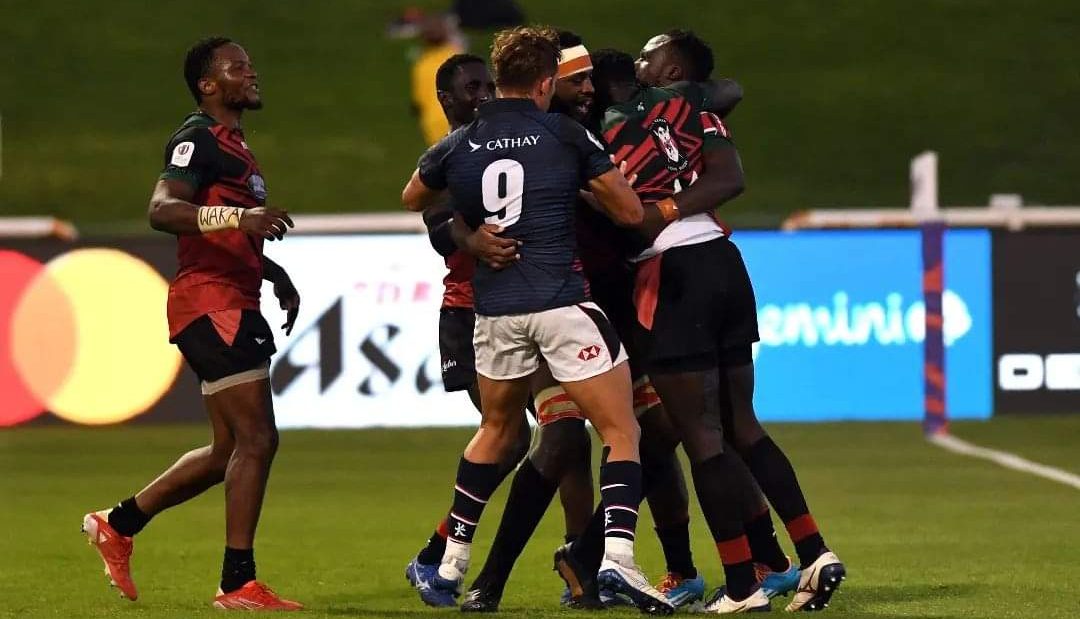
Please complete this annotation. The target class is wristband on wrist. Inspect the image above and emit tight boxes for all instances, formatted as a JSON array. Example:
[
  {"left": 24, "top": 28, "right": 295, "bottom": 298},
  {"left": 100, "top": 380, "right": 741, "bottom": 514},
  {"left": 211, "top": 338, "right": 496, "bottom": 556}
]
[
  {"left": 656, "top": 197, "right": 680, "bottom": 223},
  {"left": 196, "top": 206, "right": 242, "bottom": 233}
]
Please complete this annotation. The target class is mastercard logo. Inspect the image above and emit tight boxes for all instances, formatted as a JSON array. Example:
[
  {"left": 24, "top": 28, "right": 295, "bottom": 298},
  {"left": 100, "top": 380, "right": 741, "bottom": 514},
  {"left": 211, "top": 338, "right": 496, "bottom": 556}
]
[{"left": 1, "top": 248, "right": 182, "bottom": 426}]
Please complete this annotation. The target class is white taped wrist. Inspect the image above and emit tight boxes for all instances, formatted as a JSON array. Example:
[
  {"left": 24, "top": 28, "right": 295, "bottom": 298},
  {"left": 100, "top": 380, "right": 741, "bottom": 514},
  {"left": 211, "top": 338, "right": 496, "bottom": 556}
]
[{"left": 196, "top": 206, "right": 242, "bottom": 233}]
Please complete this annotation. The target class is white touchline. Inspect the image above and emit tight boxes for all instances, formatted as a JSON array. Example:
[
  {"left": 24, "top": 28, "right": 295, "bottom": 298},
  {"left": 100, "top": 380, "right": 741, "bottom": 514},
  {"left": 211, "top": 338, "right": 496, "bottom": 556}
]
[{"left": 928, "top": 433, "right": 1080, "bottom": 491}]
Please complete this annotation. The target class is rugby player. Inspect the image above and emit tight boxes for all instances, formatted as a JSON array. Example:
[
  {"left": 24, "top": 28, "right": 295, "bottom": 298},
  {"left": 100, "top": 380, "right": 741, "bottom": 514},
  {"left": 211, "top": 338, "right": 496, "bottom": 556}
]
[
  {"left": 402, "top": 26, "right": 672, "bottom": 615},
  {"left": 634, "top": 31, "right": 846, "bottom": 612},
  {"left": 455, "top": 32, "right": 604, "bottom": 613},
  {"left": 81, "top": 37, "right": 302, "bottom": 611},
  {"left": 405, "top": 53, "right": 595, "bottom": 609}
]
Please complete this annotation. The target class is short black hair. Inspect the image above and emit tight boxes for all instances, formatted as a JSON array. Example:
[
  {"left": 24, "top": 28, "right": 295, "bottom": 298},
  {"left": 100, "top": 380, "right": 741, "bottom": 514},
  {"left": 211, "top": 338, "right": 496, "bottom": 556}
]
[
  {"left": 557, "top": 30, "right": 583, "bottom": 49},
  {"left": 664, "top": 29, "right": 714, "bottom": 81},
  {"left": 436, "top": 53, "right": 486, "bottom": 93},
  {"left": 184, "top": 36, "right": 233, "bottom": 103},
  {"left": 591, "top": 48, "right": 635, "bottom": 90}
]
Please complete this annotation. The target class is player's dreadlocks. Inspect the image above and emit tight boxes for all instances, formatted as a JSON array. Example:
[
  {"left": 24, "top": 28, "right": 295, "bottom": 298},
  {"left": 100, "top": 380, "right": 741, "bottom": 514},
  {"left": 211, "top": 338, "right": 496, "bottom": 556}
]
[
  {"left": 436, "top": 53, "right": 487, "bottom": 93},
  {"left": 184, "top": 36, "right": 233, "bottom": 103},
  {"left": 664, "top": 29, "right": 714, "bottom": 81}
]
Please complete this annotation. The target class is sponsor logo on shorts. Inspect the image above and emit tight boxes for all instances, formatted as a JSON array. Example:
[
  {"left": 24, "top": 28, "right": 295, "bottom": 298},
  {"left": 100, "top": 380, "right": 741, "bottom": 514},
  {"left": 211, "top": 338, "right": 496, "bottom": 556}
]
[
  {"left": 442, "top": 358, "right": 457, "bottom": 372},
  {"left": 578, "top": 345, "right": 601, "bottom": 361}
]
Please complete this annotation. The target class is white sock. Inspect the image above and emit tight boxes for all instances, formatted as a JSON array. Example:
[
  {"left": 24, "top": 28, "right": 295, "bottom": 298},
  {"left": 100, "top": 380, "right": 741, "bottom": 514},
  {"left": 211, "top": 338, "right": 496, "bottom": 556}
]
[
  {"left": 438, "top": 538, "right": 471, "bottom": 579},
  {"left": 603, "top": 536, "right": 635, "bottom": 566}
]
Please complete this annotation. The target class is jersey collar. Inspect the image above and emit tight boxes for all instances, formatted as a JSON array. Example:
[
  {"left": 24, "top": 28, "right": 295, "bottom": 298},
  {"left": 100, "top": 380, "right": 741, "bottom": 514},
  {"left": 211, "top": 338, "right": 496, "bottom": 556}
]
[{"left": 478, "top": 98, "right": 539, "bottom": 117}]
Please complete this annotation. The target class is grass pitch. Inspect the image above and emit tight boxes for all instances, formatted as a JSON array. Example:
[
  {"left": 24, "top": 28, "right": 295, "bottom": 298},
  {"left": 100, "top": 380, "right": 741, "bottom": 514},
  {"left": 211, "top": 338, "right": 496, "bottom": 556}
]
[{"left": 1, "top": 416, "right": 1078, "bottom": 618}]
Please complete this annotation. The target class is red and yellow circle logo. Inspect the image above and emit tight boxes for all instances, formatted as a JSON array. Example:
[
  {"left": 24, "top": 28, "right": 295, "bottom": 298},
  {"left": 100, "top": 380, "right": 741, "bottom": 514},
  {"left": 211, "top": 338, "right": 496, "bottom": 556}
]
[{"left": 1, "top": 248, "right": 182, "bottom": 426}]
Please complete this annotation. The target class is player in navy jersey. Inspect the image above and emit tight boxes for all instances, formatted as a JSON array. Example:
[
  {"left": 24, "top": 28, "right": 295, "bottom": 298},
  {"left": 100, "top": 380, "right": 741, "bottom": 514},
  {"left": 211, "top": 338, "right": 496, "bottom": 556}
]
[
  {"left": 633, "top": 31, "right": 845, "bottom": 612},
  {"left": 405, "top": 52, "right": 595, "bottom": 609},
  {"left": 402, "top": 26, "right": 673, "bottom": 615},
  {"left": 452, "top": 33, "right": 597, "bottom": 612}
]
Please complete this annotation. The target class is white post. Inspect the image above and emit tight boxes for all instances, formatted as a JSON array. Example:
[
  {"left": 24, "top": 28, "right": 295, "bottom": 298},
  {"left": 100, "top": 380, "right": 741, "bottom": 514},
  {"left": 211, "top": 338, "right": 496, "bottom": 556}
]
[{"left": 910, "top": 150, "right": 938, "bottom": 219}]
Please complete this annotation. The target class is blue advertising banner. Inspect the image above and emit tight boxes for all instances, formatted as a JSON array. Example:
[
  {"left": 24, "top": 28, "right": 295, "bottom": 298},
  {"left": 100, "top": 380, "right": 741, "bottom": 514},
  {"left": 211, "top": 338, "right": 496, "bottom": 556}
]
[{"left": 735, "top": 229, "right": 992, "bottom": 421}]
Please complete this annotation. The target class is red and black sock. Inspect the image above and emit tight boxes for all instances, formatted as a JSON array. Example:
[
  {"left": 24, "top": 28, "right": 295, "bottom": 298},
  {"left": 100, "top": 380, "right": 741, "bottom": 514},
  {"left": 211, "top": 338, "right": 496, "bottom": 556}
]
[
  {"left": 416, "top": 518, "right": 449, "bottom": 565},
  {"left": 470, "top": 458, "right": 559, "bottom": 591},
  {"left": 107, "top": 496, "right": 151, "bottom": 537},
  {"left": 745, "top": 508, "right": 789, "bottom": 573},
  {"left": 691, "top": 451, "right": 757, "bottom": 600},
  {"left": 745, "top": 437, "right": 827, "bottom": 568},
  {"left": 446, "top": 457, "right": 502, "bottom": 546}
]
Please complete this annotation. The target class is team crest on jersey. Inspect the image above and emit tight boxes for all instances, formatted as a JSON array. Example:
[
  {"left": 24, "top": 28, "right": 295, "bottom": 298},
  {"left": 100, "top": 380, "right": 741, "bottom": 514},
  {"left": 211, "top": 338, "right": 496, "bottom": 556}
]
[
  {"left": 248, "top": 173, "right": 268, "bottom": 204},
  {"left": 649, "top": 118, "right": 688, "bottom": 173}
]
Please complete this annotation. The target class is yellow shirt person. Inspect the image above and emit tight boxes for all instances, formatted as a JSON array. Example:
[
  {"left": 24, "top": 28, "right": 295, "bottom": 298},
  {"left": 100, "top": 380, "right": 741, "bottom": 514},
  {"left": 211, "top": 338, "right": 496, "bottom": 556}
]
[{"left": 412, "top": 42, "right": 461, "bottom": 145}]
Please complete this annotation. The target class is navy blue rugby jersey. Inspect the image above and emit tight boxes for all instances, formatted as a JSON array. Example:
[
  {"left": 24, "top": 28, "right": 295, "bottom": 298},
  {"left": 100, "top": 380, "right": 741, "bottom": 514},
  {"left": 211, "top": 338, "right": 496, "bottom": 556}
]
[{"left": 418, "top": 98, "right": 613, "bottom": 316}]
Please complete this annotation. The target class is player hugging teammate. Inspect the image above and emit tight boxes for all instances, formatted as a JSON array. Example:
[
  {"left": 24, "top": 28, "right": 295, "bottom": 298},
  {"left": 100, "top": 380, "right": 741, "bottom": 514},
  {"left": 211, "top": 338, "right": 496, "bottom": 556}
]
[{"left": 404, "top": 26, "right": 846, "bottom": 615}]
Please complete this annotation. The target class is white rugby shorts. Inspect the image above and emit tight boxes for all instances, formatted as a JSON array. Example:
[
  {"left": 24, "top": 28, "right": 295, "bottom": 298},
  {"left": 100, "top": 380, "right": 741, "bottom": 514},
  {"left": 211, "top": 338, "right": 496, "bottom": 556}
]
[{"left": 473, "top": 302, "right": 629, "bottom": 383}]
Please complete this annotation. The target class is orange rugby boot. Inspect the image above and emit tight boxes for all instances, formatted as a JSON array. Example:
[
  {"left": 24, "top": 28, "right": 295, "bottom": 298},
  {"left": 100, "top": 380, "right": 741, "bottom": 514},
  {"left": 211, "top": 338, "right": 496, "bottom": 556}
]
[
  {"left": 213, "top": 581, "right": 304, "bottom": 611},
  {"left": 81, "top": 510, "right": 138, "bottom": 601}
]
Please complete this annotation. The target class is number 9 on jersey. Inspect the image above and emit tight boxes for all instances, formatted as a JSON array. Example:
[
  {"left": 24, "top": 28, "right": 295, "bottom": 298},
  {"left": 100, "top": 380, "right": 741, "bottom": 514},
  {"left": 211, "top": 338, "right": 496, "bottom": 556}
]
[{"left": 482, "top": 159, "right": 524, "bottom": 227}]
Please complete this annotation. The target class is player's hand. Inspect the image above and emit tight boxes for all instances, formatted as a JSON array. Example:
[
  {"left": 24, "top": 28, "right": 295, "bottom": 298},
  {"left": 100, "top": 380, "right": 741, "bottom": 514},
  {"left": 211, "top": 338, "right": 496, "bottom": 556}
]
[
  {"left": 466, "top": 223, "right": 520, "bottom": 271},
  {"left": 612, "top": 156, "right": 638, "bottom": 186},
  {"left": 239, "top": 207, "right": 294, "bottom": 241},
  {"left": 579, "top": 190, "right": 602, "bottom": 212},
  {"left": 273, "top": 277, "right": 300, "bottom": 335}
]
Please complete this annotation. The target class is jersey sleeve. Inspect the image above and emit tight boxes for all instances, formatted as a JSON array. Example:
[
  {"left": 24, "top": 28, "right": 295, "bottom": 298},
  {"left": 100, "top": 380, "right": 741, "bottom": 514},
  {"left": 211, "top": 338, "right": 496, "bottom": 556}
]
[
  {"left": 700, "top": 110, "right": 735, "bottom": 150},
  {"left": 661, "top": 84, "right": 735, "bottom": 151},
  {"left": 557, "top": 116, "right": 614, "bottom": 182},
  {"left": 159, "top": 126, "right": 220, "bottom": 191},
  {"left": 417, "top": 131, "right": 459, "bottom": 190}
]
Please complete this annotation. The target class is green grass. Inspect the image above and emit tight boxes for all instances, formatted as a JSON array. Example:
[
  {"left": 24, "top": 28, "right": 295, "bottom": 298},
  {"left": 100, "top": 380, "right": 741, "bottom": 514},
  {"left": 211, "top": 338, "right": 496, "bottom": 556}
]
[
  {"left": 1, "top": 1, "right": 1078, "bottom": 230},
  {"left": 1, "top": 417, "right": 1078, "bottom": 618}
]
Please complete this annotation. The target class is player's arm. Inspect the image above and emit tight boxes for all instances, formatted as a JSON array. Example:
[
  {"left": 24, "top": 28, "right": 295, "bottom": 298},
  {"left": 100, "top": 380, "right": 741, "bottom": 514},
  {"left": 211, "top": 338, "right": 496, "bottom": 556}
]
[
  {"left": 587, "top": 168, "right": 644, "bottom": 226},
  {"left": 665, "top": 147, "right": 744, "bottom": 219},
  {"left": 565, "top": 118, "right": 643, "bottom": 226},
  {"left": 404, "top": 134, "right": 458, "bottom": 212},
  {"left": 402, "top": 168, "right": 445, "bottom": 212},
  {"left": 150, "top": 127, "right": 293, "bottom": 239},
  {"left": 263, "top": 256, "right": 300, "bottom": 335},
  {"left": 650, "top": 108, "right": 744, "bottom": 224},
  {"left": 669, "top": 79, "right": 744, "bottom": 118},
  {"left": 148, "top": 180, "right": 294, "bottom": 240},
  {"left": 451, "top": 217, "right": 520, "bottom": 270},
  {"left": 422, "top": 201, "right": 458, "bottom": 257}
]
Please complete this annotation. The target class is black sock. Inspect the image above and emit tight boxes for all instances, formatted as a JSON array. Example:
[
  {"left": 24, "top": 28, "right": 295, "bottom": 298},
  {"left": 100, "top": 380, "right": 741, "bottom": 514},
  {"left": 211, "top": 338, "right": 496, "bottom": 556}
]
[
  {"left": 571, "top": 503, "right": 607, "bottom": 577},
  {"left": 416, "top": 519, "right": 448, "bottom": 565},
  {"left": 446, "top": 457, "right": 502, "bottom": 546},
  {"left": 221, "top": 547, "right": 255, "bottom": 593},
  {"left": 745, "top": 437, "right": 827, "bottom": 567},
  {"left": 564, "top": 533, "right": 579, "bottom": 545},
  {"left": 691, "top": 451, "right": 758, "bottom": 600},
  {"left": 655, "top": 520, "right": 697, "bottom": 578},
  {"left": 745, "top": 509, "right": 789, "bottom": 572},
  {"left": 107, "top": 497, "right": 151, "bottom": 537},
  {"left": 599, "top": 459, "right": 642, "bottom": 545},
  {"left": 470, "top": 459, "right": 558, "bottom": 591}
]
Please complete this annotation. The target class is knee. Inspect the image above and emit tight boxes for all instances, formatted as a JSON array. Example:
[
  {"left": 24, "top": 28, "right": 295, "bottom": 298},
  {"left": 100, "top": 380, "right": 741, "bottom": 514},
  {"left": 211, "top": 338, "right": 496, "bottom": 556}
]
[
  {"left": 235, "top": 425, "right": 279, "bottom": 462},
  {"left": 682, "top": 434, "right": 723, "bottom": 465},
  {"left": 731, "top": 420, "right": 766, "bottom": 457},
  {"left": 531, "top": 419, "right": 589, "bottom": 477}
]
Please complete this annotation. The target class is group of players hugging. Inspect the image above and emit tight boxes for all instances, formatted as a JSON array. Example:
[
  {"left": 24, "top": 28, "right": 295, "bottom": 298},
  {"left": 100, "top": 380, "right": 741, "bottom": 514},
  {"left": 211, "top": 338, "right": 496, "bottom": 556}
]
[
  {"left": 77, "top": 25, "right": 844, "bottom": 615},
  {"left": 400, "top": 26, "right": 846, "bottom": 615}
]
